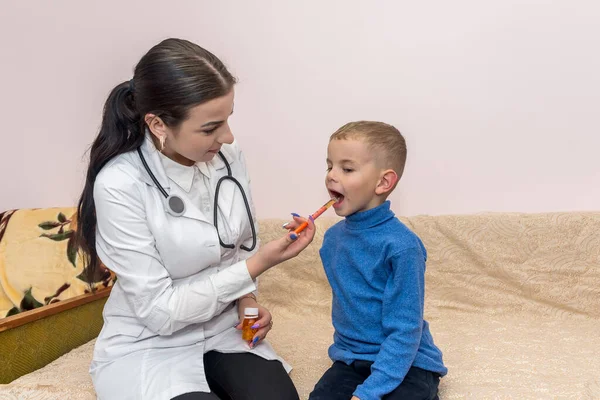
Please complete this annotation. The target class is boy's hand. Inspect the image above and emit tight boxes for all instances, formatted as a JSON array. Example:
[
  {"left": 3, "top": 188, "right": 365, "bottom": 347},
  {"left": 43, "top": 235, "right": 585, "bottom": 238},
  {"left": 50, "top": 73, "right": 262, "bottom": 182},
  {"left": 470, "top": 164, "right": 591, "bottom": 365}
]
[{"left": 351, "top": 397, "right": 360, "bottom": 400}]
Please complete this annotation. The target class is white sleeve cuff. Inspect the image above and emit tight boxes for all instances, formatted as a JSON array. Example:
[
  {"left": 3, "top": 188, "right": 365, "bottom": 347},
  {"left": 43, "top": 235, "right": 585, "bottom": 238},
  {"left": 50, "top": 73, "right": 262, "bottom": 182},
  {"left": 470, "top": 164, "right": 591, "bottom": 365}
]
[{"left": 211, "top": 260, "right": 257, "bottom": 303}]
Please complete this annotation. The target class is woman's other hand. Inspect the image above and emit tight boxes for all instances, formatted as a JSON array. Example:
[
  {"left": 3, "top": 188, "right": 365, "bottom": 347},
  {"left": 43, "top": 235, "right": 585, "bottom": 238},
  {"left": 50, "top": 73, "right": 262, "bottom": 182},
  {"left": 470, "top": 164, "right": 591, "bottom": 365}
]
[{"left": 236, "top": 297, "right": 273, "bottom": 348}]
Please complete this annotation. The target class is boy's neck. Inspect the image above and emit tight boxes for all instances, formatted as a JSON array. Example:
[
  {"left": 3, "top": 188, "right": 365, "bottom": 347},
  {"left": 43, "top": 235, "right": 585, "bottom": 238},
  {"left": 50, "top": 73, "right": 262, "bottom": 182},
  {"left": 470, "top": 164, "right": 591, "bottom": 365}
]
[
  {"left": 345, "top": 195, "right": 388, "bottom": 218},
  {"left": 344, "top": 201, "right": 394, "bottom": 229}
]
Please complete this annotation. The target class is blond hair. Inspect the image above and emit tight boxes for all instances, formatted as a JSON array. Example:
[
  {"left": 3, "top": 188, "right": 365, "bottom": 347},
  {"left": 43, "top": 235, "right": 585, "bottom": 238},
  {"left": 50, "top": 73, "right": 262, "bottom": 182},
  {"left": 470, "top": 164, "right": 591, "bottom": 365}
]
[{"left": 330, "top": 121, "right": 407, "bottom": 179}]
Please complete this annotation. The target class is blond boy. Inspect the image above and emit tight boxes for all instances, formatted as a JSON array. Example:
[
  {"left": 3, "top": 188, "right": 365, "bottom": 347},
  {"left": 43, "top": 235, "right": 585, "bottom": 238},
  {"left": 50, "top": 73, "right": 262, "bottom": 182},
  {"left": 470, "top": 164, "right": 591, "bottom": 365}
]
[{"left": 308, "top": 121, "right": 447, "bottom": 400}]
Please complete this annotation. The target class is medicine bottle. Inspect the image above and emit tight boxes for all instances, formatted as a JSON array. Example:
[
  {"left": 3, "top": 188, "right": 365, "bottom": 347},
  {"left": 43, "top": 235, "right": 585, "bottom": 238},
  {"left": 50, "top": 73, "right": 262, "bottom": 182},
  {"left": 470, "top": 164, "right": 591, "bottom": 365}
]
[{"left": 242, "top": 307, "right": 259, "bottom": 341}]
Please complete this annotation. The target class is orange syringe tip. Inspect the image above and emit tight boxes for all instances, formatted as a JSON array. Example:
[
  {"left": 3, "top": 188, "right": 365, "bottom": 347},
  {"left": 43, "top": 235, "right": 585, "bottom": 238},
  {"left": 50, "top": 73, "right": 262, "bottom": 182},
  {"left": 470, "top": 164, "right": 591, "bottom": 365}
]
[{"left": 292, "top": 198, "right": 337, "bottom": 235}]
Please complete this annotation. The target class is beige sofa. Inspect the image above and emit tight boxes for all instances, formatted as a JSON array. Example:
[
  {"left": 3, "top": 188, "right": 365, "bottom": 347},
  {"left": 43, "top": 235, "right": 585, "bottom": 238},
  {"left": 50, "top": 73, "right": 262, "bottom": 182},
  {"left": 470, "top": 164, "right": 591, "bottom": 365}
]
[{"left": 1, "top": 211, "right": 599, "bottom": 399}]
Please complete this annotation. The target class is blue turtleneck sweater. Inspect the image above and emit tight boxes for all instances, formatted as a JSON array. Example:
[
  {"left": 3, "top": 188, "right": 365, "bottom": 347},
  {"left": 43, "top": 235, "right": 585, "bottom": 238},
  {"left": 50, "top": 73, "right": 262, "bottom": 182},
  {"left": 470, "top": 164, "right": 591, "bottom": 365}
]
[{"left": 319, "top": 201, "right": 447, "bottom": 400}]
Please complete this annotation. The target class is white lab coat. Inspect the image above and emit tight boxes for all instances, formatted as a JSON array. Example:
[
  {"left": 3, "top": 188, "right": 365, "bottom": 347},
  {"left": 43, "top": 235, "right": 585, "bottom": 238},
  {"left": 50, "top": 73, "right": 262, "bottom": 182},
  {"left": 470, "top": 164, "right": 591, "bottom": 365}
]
[{"left": 89, "top": 134, "right": 290, "bottom": 400}]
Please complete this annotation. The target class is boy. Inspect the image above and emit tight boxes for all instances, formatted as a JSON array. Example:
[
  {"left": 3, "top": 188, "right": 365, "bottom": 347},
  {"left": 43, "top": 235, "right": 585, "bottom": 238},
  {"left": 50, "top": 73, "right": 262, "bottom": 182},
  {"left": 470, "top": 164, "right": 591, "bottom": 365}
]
[{"left": 309, "top": 121, "right": 447, "bottom": 400}]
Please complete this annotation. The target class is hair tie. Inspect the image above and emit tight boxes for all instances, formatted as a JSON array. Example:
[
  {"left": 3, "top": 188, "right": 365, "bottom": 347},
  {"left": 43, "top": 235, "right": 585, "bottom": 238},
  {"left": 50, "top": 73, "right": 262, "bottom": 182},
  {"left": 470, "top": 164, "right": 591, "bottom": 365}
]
[{"left": 129, "top": 79, "right": 135, "bottom": 93}]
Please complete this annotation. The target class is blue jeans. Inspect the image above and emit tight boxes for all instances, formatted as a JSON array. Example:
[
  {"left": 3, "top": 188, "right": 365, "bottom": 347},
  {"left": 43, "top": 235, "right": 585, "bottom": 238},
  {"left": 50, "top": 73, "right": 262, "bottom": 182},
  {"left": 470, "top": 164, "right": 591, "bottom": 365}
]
[{"left": 309, "top": 360, "right": 440, "bottom": 400}]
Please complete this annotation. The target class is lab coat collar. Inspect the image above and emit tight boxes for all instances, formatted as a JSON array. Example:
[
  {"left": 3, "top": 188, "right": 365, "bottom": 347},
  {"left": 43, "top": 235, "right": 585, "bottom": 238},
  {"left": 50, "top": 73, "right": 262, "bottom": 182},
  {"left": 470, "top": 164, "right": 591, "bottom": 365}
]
[
  {"left": 207, "top": 143, "right": 239, "bottom": 220},
  {"left": 159, "top": 152, "right": 195, "bottom": 193},
  {"left": 138, "top": 134, "right": 170, "bottom": 190},
  {"left": 137, "top": 134, "right": 210, "bottom": 224},
  {"left": 208, "top": 144, "right": 236, "bottom": 173}
]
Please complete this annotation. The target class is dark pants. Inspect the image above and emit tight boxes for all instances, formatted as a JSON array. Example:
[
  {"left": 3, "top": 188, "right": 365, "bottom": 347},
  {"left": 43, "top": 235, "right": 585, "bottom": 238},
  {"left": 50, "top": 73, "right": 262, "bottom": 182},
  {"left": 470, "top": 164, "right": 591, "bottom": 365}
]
[
  {"left": 171, "top": 351, "right": 299, "bottom": 400},
  {"left": 309, "top": 360, "right": 440, "bottom": 400}
]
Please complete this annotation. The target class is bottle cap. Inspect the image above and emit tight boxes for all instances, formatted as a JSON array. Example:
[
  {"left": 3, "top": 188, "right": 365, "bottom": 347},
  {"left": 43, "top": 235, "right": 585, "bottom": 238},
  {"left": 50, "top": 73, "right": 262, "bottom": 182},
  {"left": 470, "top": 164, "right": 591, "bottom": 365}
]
[{"left": 244, "top": 307, "right": 259, "bottom": 317}]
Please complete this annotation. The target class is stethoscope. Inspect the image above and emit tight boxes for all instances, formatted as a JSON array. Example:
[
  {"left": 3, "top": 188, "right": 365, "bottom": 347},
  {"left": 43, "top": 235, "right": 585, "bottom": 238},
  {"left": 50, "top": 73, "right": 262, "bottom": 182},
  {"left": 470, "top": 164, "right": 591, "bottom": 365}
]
[{"left": 137, "top": 147, "right": 257, "bottom": 252}]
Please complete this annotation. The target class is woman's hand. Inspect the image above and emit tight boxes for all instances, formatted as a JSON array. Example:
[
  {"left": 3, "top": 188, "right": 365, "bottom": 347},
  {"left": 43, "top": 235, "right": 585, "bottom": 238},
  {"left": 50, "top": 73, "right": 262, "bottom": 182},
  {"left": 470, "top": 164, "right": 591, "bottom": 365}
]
[
  {"left": 246, "top": 215, "right": 315, "bottom": 279},
  {"left": 236, "top": 297, "right": 273, "bottom": 348},
  {"left": 281, "top": 212, "right": 306, "bottom": 232}
]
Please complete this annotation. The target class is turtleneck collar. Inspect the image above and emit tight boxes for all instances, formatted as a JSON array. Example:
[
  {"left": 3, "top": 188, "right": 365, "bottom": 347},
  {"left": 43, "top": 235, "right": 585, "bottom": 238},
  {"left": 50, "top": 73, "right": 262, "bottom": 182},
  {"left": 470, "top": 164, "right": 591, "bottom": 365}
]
[{"left": 344, "top": 201, "right": 395, "bottom": 230}]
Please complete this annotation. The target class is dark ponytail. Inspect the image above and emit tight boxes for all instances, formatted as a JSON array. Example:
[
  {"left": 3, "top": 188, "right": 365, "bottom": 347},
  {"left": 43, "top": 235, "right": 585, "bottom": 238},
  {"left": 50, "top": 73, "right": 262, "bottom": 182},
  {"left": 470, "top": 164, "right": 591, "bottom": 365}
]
[
  {"left": 76, "top": 82, "right": 143, "bottom": 285},
  {"left": 75, "top": 38, "right": 236, "bottom": 288}
]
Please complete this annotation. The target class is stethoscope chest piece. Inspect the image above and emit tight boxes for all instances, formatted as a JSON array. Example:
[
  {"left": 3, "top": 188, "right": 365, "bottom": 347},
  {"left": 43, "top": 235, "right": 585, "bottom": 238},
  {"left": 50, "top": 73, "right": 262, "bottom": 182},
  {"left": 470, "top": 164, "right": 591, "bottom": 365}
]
[
  {"left": 167, "top": 195, "right": 186, "bottom": 217},
  {"left": 137, "top": 146, "right": 256, "bottom": 252}
]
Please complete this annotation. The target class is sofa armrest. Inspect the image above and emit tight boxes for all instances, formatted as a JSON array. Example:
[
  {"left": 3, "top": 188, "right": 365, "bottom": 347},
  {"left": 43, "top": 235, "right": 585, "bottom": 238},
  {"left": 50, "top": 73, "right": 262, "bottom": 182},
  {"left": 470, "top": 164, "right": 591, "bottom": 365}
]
[{"left": 0, "top": 288, "right": 110, "bottom": 383}]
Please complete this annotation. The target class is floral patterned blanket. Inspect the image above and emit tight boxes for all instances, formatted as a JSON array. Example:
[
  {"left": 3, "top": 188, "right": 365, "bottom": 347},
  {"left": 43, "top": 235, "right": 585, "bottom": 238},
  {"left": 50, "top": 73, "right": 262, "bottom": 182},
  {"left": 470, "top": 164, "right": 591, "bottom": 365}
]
[{"left": 0, "top": 208, "right": 114, "bottom": 318}]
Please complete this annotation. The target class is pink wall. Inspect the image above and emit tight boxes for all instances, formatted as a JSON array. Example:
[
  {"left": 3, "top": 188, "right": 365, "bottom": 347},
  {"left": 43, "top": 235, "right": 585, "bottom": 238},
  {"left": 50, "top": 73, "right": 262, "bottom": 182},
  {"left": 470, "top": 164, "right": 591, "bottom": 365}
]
[{"left": 1, "top": 1, "right": 599, "bottom": 218}]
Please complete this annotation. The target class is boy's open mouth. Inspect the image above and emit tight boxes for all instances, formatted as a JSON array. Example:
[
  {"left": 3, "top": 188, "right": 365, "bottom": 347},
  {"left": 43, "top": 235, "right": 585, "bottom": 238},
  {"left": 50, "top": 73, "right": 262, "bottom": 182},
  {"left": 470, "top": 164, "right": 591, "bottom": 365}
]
[{"left": 328, "top": 190, "right": 344, "bottom": 207}]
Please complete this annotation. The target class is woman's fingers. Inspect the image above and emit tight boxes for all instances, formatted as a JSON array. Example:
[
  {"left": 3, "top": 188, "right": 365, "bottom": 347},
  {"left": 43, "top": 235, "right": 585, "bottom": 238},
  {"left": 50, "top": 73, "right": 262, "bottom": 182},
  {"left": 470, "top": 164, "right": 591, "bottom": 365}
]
[
  {"left": 282, "top": 213, "right": 303, "bottom": 230},
  {"left": 282, "top": 221, "right": 297, "bottom": 230},
  {"left": 249, "top": 322, "right": 273, "bottom": 348},
  {"left": 249, "top": 215, "right": 316, "bottom": 273},
  {"left": 251, "top": 314, "right": 271, "bottom": 330},
  {"left": 286, "top": 215, "right": 315, "bottom": 243}
]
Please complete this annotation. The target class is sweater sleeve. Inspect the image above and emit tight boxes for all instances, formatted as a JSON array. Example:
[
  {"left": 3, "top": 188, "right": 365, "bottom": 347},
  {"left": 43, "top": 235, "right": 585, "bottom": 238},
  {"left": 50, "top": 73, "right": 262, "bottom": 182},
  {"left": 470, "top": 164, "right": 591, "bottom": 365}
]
[{"left": 353, "top": 247, "right": 425, "bottom": 400}]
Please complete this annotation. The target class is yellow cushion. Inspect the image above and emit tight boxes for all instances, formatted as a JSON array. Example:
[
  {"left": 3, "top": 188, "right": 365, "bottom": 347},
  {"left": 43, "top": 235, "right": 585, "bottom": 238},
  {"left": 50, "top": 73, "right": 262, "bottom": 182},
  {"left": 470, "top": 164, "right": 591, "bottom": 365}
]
[{"left": 0, "top": 208, "right": 114, "bottom": 318}]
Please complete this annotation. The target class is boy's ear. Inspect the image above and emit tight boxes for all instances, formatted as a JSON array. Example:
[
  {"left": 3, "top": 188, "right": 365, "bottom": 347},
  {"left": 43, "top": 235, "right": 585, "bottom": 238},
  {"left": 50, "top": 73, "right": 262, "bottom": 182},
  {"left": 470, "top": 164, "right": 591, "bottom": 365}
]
[{"left": 375, "top": 169, "right": 398, "bottom": 196}]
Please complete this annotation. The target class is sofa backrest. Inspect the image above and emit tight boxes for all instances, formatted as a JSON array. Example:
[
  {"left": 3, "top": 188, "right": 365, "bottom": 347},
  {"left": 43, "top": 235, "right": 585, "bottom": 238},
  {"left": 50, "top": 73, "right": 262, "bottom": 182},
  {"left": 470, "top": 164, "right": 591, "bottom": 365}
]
[
  {"left": 405, "top": 212, "right": 600, "bottom": 318},
  {"left": 257, "top": 212, "right": 600, "bottom": 320},
  {"left": 3, "top": 208, "right": 598, "bottom": 321}
]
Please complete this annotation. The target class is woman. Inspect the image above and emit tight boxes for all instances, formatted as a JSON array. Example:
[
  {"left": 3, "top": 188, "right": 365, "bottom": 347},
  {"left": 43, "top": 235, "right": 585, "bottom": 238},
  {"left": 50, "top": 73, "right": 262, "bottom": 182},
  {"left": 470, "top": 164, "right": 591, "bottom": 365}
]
[{"left": 76, "top": 38, "right": 315, "bottom": 400}]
